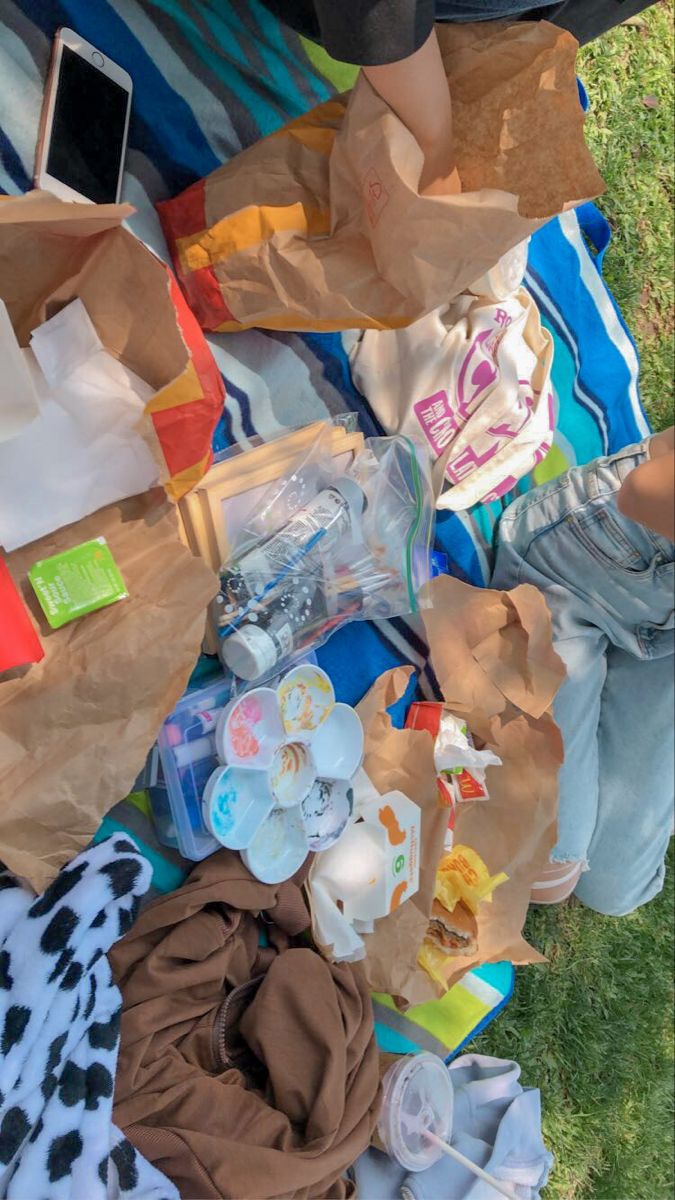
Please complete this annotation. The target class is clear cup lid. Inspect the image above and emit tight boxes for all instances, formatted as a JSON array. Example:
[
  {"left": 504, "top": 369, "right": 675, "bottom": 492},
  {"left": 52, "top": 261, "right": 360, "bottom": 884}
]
[{"left": 378, "top": 1053, "right": 454, "bottom": 1172}]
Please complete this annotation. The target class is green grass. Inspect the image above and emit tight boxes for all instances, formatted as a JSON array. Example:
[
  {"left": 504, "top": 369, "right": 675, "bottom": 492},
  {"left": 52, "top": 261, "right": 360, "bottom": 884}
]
[
  {"left": 475, "top": 12, "right": 674, "bottom": 1194},
  {"left": 476, "top": 847, "right": 674, "bottom": 1199},
  {"left": 577, "top": 1, "right": 674, "bottom": 432}
]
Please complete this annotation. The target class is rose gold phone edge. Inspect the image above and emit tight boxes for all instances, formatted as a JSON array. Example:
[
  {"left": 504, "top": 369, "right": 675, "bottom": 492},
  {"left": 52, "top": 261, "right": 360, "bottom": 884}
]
[{"left": 34, "top": 26, "right": 133, "bottom": 205}]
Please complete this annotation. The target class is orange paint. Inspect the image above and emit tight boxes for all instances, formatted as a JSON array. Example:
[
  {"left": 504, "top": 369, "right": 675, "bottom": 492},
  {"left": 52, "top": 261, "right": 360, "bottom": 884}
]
[
  {"left": 378, "top": 804, "right": 406, "bottom": 846},
  {"left": 389, "top": 881, "right": 408, "bottom": 912}
]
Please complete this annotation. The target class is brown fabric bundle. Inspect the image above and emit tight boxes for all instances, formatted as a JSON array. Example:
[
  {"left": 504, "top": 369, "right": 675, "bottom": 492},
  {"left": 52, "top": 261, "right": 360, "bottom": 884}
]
[{"left": 110, "top": 851, "right": 380, "bottom": 1200}]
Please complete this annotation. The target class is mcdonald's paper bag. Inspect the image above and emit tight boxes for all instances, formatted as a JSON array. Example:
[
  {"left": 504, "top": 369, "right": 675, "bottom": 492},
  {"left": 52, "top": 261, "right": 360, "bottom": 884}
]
[
  {"left": 158, "top": 21, "right": 603, "bottom": 333},
  {"left": 353, "top": 575, "right": 564, "bottom": 1005},
  {"left": 0, "top": 191, "right": 224, "bottom": 503}
]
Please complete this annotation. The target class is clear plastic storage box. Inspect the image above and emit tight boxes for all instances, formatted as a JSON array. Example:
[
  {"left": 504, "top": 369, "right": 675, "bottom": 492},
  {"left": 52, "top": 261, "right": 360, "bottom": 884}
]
[{"left": 147, "top": 675, "right": 234, "bottom": 860}]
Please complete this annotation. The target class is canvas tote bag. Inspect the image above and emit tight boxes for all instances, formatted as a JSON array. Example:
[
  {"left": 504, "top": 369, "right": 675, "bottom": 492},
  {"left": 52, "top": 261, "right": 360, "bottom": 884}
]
[{"left": 350, "top": 286, "right": 555, "bottom": 511}]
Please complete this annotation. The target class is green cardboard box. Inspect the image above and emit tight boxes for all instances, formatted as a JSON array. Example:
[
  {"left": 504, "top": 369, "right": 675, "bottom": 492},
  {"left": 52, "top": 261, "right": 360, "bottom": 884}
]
[{"left": 28, "top": 537, "right": 127, "bottom": 629}]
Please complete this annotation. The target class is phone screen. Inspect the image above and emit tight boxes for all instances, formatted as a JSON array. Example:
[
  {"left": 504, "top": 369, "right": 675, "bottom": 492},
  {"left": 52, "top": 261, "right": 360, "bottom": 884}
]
[{"left": 46, "top": 45, "right": 129, "bottom": 203}]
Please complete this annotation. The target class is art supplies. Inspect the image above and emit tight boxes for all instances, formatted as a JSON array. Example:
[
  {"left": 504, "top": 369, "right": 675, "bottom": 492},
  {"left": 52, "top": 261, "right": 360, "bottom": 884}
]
[
  {"left": 218, "top": 580, "right": 331, "bottom": 679},
  {"left": 241, "top": 805, "right": 309, "bottom": 885},
  {"left": 214, "top": 430, "right": 434, "bottom": 683},
  {"left": 217, "top": 478, "right": 366, "bottom": 675},
  {"left": 301, "top": 779, "right": 354, "bottom": 852},
  {"left": 219, "top": 478, "right": 365, "bottom": 613},
  {"left": 178, "top": 421, "right": 364, "bottom": 574},
  {"left": 149, "top": 664, "right": 365, "bottom": 876},
  {"left": 28, "top": 537, "right": 128, "bottom": 629},
  {"left": 148, "top": 675, "right": 233, "bottom": 862}
]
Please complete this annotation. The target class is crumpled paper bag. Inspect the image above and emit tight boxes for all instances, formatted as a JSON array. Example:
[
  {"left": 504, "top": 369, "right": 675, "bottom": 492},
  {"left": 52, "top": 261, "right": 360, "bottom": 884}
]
[
  {"left": 159, "top": 20, "right": 603, "bottom": 333},
  {"left": 0, "top": 493, "right": 217, "bottom": 891},
  {"left": 354, "top": 574, "right": 564, "bottom": 1005},
  {"left": 0, "top": 191, "right": 225, "bottom": 502}
]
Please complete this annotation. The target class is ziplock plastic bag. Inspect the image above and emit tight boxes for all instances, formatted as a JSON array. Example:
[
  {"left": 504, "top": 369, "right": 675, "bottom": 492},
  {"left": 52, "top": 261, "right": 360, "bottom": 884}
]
[{"left": 213, "top": 426, "right": 434, "bottom": 684}]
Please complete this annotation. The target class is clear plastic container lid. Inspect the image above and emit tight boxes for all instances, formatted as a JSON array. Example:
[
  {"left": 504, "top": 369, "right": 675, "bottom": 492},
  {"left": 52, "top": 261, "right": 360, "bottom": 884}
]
[
  {"left": 148, "top": 674, "right": 233, "bottom": 861},
  {"left": 378, "top": 1053, "right": 454, "bottom": 1173}
]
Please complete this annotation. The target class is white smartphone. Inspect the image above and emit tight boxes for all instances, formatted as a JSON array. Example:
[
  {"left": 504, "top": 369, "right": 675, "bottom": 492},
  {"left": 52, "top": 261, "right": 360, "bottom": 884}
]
[{"left": 34, "top": 27, "right": 132, "bottom": 205}]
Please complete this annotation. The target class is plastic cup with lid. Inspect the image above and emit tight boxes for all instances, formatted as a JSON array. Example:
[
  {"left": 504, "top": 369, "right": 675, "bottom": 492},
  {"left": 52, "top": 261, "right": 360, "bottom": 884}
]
[{"left": 378, "top": 1053, "right": 454, "bottom": 1173}]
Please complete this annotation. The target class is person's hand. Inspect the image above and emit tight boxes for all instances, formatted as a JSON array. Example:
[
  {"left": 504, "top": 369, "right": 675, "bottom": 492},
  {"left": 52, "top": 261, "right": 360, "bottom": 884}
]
[
  {"left": 649, "top": 426, "right": 675, "bottom": 459},
  {"left": 363, "top": 29, "right": 461, "bottom": 198},
  {"left": 617, "top": 428, "right": 674, "bottom": 541}
]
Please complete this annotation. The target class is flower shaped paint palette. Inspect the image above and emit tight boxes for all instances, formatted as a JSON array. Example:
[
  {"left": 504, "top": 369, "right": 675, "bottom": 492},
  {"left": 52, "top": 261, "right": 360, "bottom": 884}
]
[{"left": 203, "top": 665, "right": 364, "bottom": 882}]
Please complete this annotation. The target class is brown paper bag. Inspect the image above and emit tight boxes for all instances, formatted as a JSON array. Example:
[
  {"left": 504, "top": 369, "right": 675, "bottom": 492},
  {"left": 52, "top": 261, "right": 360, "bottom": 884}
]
[
  {"left": 355, "top": 666, "right": 449, "bottom": 990},
  {"left": 158, "top": 21, "right": 603, "bottom": 333},
  {"left": 0, "top": 191, "right": 225, "bottom": 502},
  {"left": 0, "top": 493, "right": 217, "bottom": 891},
  {"left": 356, "top": 575, "right": 564, "bottom": 1005}
]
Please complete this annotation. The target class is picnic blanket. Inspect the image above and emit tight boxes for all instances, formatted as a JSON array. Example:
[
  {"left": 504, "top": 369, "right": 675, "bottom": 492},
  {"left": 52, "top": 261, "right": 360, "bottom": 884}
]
[
  {"left": 0, "top": 0, "right": 650, "bottom": 1054},
  {"left": 1, "top": 0, "right": 649, "bottom": 710},
  {"left": 2, "top": 0, "right": 649, "bottom": 866}
]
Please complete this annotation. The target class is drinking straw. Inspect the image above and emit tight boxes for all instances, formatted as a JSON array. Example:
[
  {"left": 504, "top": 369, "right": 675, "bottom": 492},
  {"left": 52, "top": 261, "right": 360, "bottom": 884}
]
[{"left": 424, "top": 1131, "right": 519, "bottom": 1200}]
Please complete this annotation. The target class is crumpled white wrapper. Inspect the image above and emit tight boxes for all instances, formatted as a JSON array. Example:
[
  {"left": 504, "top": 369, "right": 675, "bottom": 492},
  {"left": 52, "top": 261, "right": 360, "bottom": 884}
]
[
  {"left": 434, "top": 713, "right": 502, "bottom": 775},
  {"left": 0, "top": 299, "right": 159, "bottom": 551}
]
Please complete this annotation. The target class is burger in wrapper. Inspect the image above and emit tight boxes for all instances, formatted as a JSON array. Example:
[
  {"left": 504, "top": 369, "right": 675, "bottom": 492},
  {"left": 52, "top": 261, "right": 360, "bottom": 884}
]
[{"left": 418, "top": 845, "right": 508, "bottom": 988}]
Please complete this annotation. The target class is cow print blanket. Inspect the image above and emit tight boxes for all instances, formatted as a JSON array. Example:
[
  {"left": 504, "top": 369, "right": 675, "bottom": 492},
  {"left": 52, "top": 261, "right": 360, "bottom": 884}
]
[{"left": 0, "top": 838, "right": 178, "bottom": 1199}]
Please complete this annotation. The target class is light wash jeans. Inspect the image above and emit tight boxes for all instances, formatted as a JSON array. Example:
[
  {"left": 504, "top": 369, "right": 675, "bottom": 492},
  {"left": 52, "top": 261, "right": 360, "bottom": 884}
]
[{"left": 492, "top": 441, "right": 674, "bottom": 916}]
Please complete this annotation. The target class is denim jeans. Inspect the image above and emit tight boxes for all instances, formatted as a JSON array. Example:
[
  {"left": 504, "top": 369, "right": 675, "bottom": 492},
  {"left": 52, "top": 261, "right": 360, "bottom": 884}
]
[{"left": 492, "top": 441, "right": 674, "bottom": 916}]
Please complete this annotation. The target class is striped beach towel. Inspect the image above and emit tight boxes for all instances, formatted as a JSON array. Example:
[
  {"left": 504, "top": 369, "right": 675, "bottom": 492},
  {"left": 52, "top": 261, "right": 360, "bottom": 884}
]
[
  {"left": 0, "top": 0, "right": 650, "bottom": 1053},
  {"left": 1, "top": 2, "right": 648, "bottom": 695},
  {"left": 2, "top": 0, "right": 649, "bottom": 882}
]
